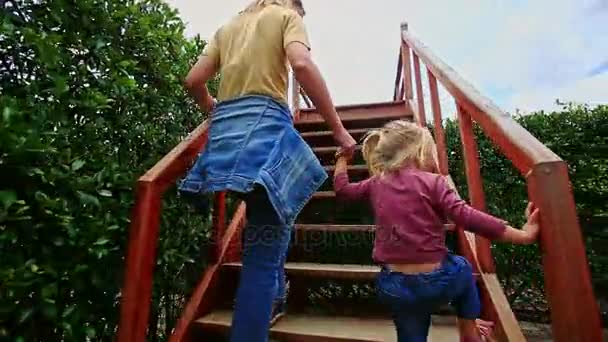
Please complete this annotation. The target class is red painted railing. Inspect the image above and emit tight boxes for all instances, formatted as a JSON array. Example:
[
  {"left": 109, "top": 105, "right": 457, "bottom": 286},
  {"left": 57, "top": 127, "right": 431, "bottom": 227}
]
[
  {"left": 116, "top": 119, "right": 247, "bottom": 342},
  {"left": 116, "top": 121, "right": 210, "bottom": 342},
  {"left": 395, "top": 22, "right": 601, "bottom": 342},
  {"left": 117, "top": 22, "right": 601, "bottom": 342}
]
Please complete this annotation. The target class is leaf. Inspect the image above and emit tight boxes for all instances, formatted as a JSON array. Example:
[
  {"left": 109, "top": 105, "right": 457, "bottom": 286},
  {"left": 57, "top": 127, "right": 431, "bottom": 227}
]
[
  {"left": 95, "top": 39, "right": 106, "bottom": 50},
  {"left": 76, "top": 191, "right": 100, "bottom": 208},
  {"left": 2, "top": 107, "right": 13, "bottom": 122},
  {"left": 71, "top": 159, "right": 85, "bottom": 171},
  {"left": 18, "top": 308, "right": 33, "bottom": 324},
  {"left": 0, "top": 191, "right": 17, "bottom": 210},
  {"left": 98, "top": 189, "right": 112, "bottom": 197},
  {"left": 62, "top": 305, "right": 75, "bottom": 318},
  {"left": 53, "top": 76, "right": 69, "bottom": 95},
  {"left": 2, "top": 20, "right": 14, "bottom": 34},
  {"left": 42, "top": 283, "right": 58, "bottom": 298},
  {"left": 93, "top": 238, "right": 109, "bottom": 246},
  {"left": 86, "top": 327, "right": 96, "bottom": 338},
  {"left": 42, "top": 304, "right": 57, "bottom": 319}
]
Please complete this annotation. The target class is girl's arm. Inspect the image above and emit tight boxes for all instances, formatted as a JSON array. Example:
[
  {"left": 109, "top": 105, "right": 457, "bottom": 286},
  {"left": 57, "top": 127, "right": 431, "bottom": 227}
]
[
  {"left": 435, "top": 176, "right": 540, "bottom": 245},
  {"left": 335, "top": 155, "right": 348, "bottom": 175},
  {"left": 333, "top": 156, "right": 373, "bottom": 201},
  {"left": 497, "top": 202, "right": 540, "bottom": 245}
]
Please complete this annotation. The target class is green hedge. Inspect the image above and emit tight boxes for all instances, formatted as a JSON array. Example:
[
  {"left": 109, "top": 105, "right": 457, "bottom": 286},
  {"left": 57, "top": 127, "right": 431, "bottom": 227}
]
[
  {"left": 1, "top": 1, "right": 605, "bottom": 339},
  {"left": 444, "top": 104, "right": 607, "bottom": 321},
  {"left": 0, "top": 1, "right": 217, "bottom": 340}
]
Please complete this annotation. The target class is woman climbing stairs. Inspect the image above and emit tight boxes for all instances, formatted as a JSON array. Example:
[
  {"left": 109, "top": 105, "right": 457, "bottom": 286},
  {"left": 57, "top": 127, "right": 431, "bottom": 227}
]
[{"left": 193, "top": 101, "right": 463, "bottom": 341}]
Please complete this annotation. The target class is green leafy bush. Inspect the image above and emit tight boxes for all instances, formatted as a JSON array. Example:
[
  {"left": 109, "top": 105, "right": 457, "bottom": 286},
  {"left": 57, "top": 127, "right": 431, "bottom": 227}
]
[
  {"left": 1, "top": 0, "right": 605, "bottom": 339},
  {"left": 0, "top": 0, "right": 217, "bottom": 340}
]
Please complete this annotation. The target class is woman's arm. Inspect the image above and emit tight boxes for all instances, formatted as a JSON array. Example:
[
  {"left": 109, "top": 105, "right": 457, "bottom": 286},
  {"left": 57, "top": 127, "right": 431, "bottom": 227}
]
[
  {"left": 184, "top": 55, "right": 218, "bottom": 113},
  {"left": 286, "top": 43, "right": 356, "bottom": 158}
]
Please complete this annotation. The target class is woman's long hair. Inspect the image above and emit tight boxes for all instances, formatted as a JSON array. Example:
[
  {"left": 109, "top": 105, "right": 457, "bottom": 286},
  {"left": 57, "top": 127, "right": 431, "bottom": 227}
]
[
  {"left": 362, "top": 120, "right": 439, "bottom": 176},
  {"left": 242, "top": 0, "right": 304, "bottom": 14}
]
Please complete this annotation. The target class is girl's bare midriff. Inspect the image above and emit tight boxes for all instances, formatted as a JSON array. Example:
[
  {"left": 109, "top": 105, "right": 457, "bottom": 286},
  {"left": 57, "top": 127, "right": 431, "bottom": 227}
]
[{"left": 387, "top": 262, "right": 441, "bottom": 274}]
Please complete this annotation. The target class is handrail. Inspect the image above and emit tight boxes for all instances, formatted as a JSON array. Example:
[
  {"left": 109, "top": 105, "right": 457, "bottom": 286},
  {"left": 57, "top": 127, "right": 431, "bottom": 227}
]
[
  {"left": 401, "top": 29, "right": 560, "bottom": 175},
  {"left": 393, "top": 48, "right": 403, "bottom": 101},
  {"left": 117, "top": 120, "right": 210, "bottom": 342},
  {"left": 169, "top": 202, "right": 246, "bottom": 342},
  {"left": 291, "top": 72, "right": 301, "bottom": 119},
  {"left": 397, "top": 23, "right": 601, "bottom": 341},
  {"left": 299, "top": 88, "right": 313, "bottom": 108}
]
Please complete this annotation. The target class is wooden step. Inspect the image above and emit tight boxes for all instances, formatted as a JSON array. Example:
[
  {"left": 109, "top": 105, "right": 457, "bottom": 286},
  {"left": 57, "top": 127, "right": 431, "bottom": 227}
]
[
  {"left": 313, "top": 146, "right": 363, "bottom": 155},
  {"left": 295, "top": 102, "right": 411, "bottom": 132},
  {"left": 296, "top": 223, "right": 456, "bottom": 233},
  {"left": 195, "top": 310, "right": 460, "bottom": 341},
  {"left": 296, "top": 224, "right": 375, "bottom": 233},
  {"left": 317, "top": 173, "right": 369, "bottom": 191},
  {"left": 301, "top": 128, "right": 369, "bottom": 146},
  {"left": 310, "top": 165, "right": 369, "bottom": 198},
  {"left": 296, "top": 115, "right": 407, "bottom": 133},
  {"left": 313, "top": 146, "right": 363, "bottom": 164},
  {"left": 317, "top": 165, "right": 369, "bottom": 191},
  {"left": 222, "top": 262, "right": 380, "bottom": 281},
  {"left": 311, "top": 191, "right": 336, "bottom": 200},
  {"left": 324, "top": 164, "right": 368, "bottom": 175}
]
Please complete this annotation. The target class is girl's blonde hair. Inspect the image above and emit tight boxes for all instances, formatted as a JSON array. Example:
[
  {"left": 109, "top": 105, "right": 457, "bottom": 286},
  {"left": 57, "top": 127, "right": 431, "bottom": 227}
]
[
  {"left": 243, "top": 0, "right": 305, "bottom": 15},
  {"left": 362, "top": 120, "right": 439, "bottom": 176}
]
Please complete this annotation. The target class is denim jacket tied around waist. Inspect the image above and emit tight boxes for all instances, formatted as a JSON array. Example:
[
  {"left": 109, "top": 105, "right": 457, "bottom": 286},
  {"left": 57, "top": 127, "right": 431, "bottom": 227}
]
[{"left": 178, "top": 95, "right": 327, "bottom": 226}]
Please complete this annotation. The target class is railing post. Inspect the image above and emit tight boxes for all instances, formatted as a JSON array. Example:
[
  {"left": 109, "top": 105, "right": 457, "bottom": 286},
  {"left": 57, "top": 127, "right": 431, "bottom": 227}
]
[
  {"left": 394, "top": 50, "right": 403, "bottom": 101},
  {"left": 291, "top": 72, "right": 300, "bottom": 120},
  {"left": 413, "top": 54, "right": 427, "bottom": 126},
  {"left": 427, "top": 70, "right": 449, "bottom": 176},
  {"left": 398, "top": 80, "right": 405, "bottom": 102},
  {"left": 400, "top": 23, "right": 413, "bottom": 101},
  {"left": 456, "top": 104, "right": 495, "bottom": 273},
  {"left": 211, "top": 191, "right": 227, "bottom": 263},
  {"left": 117, "top": 181, "right": 162, "bottom": 342},
  {"left": 527, "top": 162, "right": 602, "bottom": 342},
  {"left": 299, "top": 88, "right": 313, "bottom": 108}
]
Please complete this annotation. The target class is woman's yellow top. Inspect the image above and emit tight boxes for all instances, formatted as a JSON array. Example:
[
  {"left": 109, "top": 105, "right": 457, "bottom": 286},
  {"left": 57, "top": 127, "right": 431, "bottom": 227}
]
[{"left": 203, "top": 5, "right": 310, "bottom": 104}]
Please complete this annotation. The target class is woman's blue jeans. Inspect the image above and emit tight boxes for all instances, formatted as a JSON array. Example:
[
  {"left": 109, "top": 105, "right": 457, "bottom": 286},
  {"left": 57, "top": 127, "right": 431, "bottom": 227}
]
[{"left": 230, "top": 188, "right": 291, "bottom": 342}]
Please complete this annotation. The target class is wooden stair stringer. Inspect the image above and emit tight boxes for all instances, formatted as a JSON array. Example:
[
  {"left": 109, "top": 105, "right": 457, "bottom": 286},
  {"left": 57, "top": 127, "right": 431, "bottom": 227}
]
[{"left": 168, "top": 203, "right": 247, "bottom": 342}]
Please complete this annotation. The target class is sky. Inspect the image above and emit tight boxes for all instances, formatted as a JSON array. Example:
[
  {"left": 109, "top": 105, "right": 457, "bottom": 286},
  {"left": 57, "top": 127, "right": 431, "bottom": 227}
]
[{"left": 165, "top": 0, "right": 608, "bottom": 117}]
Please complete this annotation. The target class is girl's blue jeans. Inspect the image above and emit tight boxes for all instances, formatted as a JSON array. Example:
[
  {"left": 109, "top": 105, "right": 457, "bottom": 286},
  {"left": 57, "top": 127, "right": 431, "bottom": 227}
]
[
  {"left": 376, "top": 254, "right": 480, "bottom": 342},
  {"left": 230, "top": 188, "right": 291, "bottom": 342}
]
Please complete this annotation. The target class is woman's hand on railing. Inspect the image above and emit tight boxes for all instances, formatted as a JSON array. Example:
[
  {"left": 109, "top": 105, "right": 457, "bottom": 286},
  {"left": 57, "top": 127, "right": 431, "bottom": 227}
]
[{"left": 204, "top": 95, "right": 217, "bottom": 113}]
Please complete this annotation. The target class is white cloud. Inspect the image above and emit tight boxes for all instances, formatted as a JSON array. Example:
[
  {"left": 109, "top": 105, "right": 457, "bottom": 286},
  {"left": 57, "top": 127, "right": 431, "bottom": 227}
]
[
  {"left": 165, "top": 0, "right": 608, "bottom": 114},
  {"left": 465, "top": 1, "right": 606, "bottom": 105},
  {"left": 509, "top": 72, "right": 608, "bottom": 112}
]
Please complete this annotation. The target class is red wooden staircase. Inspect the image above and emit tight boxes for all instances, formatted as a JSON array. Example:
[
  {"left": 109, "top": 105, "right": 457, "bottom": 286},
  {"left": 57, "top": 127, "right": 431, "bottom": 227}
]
[{"left": 116, "top": 24, "right": 602, "bottom": 342}]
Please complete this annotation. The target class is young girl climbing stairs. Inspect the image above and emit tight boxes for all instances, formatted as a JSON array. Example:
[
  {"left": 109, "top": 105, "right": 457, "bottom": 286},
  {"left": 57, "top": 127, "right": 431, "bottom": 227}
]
[{"left": 333, "top": 120, "right": 541, "bottom": 342}]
